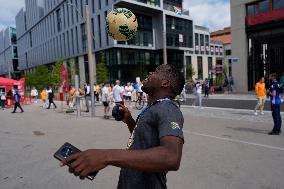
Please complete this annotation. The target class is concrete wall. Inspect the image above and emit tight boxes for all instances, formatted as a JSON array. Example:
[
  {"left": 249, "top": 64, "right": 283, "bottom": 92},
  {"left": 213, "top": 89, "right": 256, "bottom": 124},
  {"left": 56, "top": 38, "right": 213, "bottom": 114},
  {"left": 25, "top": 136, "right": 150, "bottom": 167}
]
[{"left": 230, "top": 0, "right": 255, "bottom": 92}]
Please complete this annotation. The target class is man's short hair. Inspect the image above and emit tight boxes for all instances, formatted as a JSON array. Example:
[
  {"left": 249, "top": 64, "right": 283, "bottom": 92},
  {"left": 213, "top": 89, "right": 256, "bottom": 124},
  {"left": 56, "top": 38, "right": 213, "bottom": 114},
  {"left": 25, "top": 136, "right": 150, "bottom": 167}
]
[{"left": 157, "top": 64, "right": 185, "bottom": 98}]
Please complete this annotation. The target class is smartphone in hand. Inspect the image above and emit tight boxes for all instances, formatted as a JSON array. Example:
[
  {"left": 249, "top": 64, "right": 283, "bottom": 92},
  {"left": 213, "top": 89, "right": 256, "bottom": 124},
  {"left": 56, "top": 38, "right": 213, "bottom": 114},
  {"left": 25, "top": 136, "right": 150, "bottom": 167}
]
[{"left": 54, "top": 142, "right": 98, "bottom": 180}]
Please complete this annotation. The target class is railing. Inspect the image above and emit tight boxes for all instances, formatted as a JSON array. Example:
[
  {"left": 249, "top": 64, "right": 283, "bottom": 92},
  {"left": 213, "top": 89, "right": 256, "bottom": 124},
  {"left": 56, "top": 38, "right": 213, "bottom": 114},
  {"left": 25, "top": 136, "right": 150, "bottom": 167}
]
[{"left": 130, "top": 0, "right": 160, "bottom": 7}]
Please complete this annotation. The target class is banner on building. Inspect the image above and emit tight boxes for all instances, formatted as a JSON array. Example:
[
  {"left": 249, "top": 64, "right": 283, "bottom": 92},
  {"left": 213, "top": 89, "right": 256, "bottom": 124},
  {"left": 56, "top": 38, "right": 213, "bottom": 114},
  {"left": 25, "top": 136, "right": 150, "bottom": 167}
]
[
  {"left": 211, "top": 46, "right": 214, "bottom": 52},
  {"left": 195, "top": 46, "right": 199, "bottom": 51},
  {"left": 179, "top": 34, "right": 183, "bottom": 43},
  {"left": 206, "top": 46, "right": 209, "bottom": 51},
  {"left": 201, "top": 46, "right": 205, "bottom": 51},
  {"left": 215, "top": 64, "right": 223, "bottom": 74},
  {"left": 215, "top": 47, "right": 219, "bottom": 53}
]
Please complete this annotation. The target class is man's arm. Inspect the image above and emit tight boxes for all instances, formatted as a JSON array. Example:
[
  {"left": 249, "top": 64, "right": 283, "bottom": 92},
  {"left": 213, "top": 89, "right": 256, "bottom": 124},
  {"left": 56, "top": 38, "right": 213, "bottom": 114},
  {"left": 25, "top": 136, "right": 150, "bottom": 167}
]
[{"left": 62, "top": 136, "right": 183, "bottom": 178}]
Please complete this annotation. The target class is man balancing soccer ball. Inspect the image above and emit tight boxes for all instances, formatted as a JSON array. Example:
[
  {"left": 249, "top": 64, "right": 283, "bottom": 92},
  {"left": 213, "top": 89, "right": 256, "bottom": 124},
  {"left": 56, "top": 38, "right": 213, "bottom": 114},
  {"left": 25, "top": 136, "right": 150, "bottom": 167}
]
[{"left": 60, "top": 64, "right": 185, "bottom": 189}]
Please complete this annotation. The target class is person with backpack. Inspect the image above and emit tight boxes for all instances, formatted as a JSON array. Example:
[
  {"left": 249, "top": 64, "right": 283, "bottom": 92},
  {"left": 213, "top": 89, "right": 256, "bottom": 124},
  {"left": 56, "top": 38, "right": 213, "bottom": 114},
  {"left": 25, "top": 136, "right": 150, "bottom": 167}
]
[
  {"left": 11, "top": 87, "right": 24, "bottom": 113},
  {"left": 267, "top": 73, "right": 282, "bottom": 135},
  {"left": 47, "top": 87, "right": 57, "bottom": 109}
]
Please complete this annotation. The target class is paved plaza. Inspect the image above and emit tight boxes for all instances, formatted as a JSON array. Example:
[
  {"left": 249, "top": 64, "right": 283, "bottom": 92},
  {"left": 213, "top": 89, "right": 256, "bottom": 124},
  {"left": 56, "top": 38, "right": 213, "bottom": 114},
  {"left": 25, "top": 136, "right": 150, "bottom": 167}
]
[{"left": 0, "top": 102, "right": 284, "bottom": 189}]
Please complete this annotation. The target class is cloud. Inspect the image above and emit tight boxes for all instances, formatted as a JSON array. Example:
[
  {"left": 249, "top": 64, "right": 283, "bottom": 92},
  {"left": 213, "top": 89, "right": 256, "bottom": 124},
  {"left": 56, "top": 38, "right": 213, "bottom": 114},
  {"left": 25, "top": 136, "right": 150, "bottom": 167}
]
[
  {"left": 0, "top": 0, "right": 25, "bottom": 31},
  {"left": 183, "top": 0, "right": 231, "bottom": 31}
]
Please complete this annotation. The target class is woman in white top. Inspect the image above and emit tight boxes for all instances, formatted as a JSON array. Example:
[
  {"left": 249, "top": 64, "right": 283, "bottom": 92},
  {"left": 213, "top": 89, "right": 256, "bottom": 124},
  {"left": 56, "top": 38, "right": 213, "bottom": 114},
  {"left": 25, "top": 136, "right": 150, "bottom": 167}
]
[{"left": 192, "top": 80, "right": 203, "bottom": 109}]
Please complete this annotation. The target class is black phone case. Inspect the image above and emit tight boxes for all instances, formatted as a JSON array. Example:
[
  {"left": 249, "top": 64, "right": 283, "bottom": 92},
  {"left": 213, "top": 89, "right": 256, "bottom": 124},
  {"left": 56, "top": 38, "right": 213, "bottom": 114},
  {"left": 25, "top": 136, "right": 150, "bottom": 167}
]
[{"left": 54, "top": 142, "right": 98, "bottom": 180}]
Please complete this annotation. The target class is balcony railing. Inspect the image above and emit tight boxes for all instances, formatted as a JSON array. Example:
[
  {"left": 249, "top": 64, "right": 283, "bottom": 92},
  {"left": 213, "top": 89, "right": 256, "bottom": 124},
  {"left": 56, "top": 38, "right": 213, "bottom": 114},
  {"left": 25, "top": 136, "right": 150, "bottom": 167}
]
[
  {"left": 246, "top": 7, "right": 284, "bottom": 26},
  {"left": 130, "top": 0, "right": 160, "bottom": 7}
]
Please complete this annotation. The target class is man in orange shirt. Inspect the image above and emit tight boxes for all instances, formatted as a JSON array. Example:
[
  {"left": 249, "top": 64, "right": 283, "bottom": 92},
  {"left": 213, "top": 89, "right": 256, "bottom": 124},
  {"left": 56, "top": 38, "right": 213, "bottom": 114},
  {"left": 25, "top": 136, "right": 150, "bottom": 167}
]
[
  {"left": 254, "top": 77, "right": 266, "bottom": 115},
  {"left": 41, "top": 88, "right": 48, "bottom": 108}
]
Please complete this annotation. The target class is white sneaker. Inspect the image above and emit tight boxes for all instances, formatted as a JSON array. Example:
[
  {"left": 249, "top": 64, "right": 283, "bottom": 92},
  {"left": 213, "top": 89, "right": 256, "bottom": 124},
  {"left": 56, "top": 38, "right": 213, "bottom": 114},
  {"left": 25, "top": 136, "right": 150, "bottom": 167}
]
[
  {"left": 260, "top": 112, "right": 264, "bottom": 115},
  {"left": 254, "top": 112, "right": 258, "bottom": 116}
]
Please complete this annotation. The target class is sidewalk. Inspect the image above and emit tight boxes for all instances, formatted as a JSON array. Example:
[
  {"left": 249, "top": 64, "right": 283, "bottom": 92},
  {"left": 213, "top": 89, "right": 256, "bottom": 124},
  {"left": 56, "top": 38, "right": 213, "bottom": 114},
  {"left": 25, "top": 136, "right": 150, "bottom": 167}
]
[{"left": 186, "top": 93, "right": 259, "bottom": 101}]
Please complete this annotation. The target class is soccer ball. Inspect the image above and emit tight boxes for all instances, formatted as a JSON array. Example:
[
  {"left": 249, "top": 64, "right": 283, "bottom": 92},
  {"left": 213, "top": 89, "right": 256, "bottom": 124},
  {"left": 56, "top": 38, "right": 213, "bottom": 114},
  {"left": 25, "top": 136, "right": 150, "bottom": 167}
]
[{"left": 106, "top": 8, "right": 138, "bottom": 41}]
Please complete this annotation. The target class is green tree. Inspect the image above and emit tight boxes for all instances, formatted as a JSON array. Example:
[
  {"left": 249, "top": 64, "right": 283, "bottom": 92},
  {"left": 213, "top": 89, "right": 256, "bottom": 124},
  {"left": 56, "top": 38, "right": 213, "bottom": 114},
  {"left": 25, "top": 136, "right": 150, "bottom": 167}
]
[
  {"left": 186, "top": 63, "right": 196, "bottom": 80},
  {"left": 50, "top": 60, "right": 63, "bottom": 88},
  {"left": 96, "top": 52, "right": 109, "bottom": 84},
  {"left": 24, "top": 65, "right": 50, "bottom": 91}
]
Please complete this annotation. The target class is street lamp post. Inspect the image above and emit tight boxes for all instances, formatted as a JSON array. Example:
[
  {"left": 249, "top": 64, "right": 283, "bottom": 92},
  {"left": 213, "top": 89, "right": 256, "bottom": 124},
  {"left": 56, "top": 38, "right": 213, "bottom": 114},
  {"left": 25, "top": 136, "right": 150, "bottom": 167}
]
[
  {"left": 85, "top": 5, "right": 96, "bottom": 117},
  {"left": 67, "top": 2, "right": 96, "bottom": 117}
]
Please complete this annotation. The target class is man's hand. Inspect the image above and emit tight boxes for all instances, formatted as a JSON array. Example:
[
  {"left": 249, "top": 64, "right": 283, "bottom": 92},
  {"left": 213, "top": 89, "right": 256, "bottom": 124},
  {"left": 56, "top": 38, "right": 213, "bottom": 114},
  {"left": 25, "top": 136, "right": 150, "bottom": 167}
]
[
  {"left": 118, "top": 105, "right": 133, "bottom": 124},
  {"left": 61, "top": 149, "right": 109, "bottom": 179}
]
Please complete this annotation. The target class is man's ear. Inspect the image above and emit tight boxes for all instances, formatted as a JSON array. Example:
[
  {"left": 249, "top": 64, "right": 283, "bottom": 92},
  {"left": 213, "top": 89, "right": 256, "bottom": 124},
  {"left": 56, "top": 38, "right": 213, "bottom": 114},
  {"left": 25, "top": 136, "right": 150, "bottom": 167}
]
[{"left": 161, "top": 79, "right": 170, "bottom": 88}]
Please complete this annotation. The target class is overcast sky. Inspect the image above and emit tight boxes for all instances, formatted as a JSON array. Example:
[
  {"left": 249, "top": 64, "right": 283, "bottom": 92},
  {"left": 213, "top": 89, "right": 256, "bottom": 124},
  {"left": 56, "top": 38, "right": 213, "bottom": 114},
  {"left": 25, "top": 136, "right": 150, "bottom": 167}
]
[{"left": 0, "top": 0, "right": 230, "bottom": 32}]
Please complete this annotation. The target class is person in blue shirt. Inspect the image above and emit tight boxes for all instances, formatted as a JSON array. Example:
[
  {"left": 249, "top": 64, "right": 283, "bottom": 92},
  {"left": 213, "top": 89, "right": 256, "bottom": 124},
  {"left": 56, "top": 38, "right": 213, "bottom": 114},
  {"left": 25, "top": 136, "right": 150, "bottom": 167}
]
[
  {"left": 268, "top": 73, "right": 282, "bottom": 135},
  {"left": 11, "top": 86, "right": 24, "bottom": 113}
]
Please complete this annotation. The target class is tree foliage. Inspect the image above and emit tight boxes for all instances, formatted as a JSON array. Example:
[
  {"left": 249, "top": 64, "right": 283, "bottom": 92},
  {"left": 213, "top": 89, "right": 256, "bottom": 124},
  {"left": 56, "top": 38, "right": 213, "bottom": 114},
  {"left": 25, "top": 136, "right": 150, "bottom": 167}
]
[
  {"left": 50, "top": 60, "right": 63, "bottom": 87},
  {"left": 186, "top": 63, "right": 196, "bottom": 80},
  {"left": 24, "top": 60, "right": 63, "bottom": 91},
  {"left": 96, "top": 52, "right": 109, "bottom": 84}
]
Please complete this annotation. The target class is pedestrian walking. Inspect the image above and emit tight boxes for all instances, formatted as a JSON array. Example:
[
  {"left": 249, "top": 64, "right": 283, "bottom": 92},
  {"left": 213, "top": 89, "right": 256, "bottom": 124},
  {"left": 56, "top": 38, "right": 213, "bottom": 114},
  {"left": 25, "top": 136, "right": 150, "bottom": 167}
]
[
  {"left": 0, "top": 89, "right": 6, "bottom": 110},
  {"left": 41, "top": 88, "right": 48, "bottom": 108},
  {"left": 192, "top": 80, "right": 203, "bottom": 108},
  {"left": 11, "top": 87, "right": 24, "bottom": 113},
  {"left": 209, "top": 77, "right": 214, "bottom": 95},
  {"left": 228, "top": 76, "right": 234, "bottom": 93},
  {"left": 47, "top": 87, "right": 57, "bottom": 109},
  {"left": 267, "top": 73, "right": 282, "bottom": 135},
  {"left": 124, "top": 82, "right": 134, "bottom": 107},
  {"left": 254, "top": 77, "right": 266, "bottom": 116},
  {"left": 280, "top": 72, "right": 284, "bottom": 99},
  {"left": 61, "top": 64, "right": 185, "bottom": 189},
  {"left": 95, "top": 83, "right": 100, "bottom": 102},
  {"left": 204, "top": 78, "right": 209, "bottom": 98},
  {"left": 69, "top": 86, "right": 76, "bottom": 108},
  {"left": 102, "top": 82, "right": 111, "bottom": 119},
  {"left": 84, "top": 83, "right": 91, "bottom": 112},
  {"left": 113, "top": 80, "right": 124, "bottom": 105},
  {"left": 180, "top": 84, "right": 186, "bottom": 101},
  {"left": 31, "top": 87, "right": 38, "bottom": 103}
]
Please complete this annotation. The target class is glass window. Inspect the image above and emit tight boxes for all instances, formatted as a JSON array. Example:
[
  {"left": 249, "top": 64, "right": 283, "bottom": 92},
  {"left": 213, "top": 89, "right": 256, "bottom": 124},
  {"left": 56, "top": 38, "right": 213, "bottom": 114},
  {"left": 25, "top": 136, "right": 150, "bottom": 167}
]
[
  {"left": 13, "top": 46, "right": 18, "bottom": 58},
  {"left": 273, "top": 0, "right": 284, "bottom": 9},
  {"left": 197, "top": 56, "right": 203, "bottom": 79},
  {"left": 247, "top": 4, "right": 258, "bottom": 15},
  {"left": 81, "top": 23, "right": 87, "bottom": 52},
  {"left": 56, "top": 9, "right": 62, "bottom": 32},
  {"left": 259, "top": 0, "right": 270, "bottom": 13},
  {"left": 208, "top": 57, "right": 212, "bottom": 75}
]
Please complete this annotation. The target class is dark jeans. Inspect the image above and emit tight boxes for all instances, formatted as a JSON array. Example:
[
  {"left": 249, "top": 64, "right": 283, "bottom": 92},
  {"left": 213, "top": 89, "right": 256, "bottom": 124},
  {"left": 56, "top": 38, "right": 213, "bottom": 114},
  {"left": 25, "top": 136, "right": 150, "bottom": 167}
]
[
  {"left": 204, "top": 87, "right": 209, "bottom": 97},
  {"left": 271, "top": 104, "right": 282, "bottom": 133},
  {"left": 0, "top": 100, "right": 5, "bottom": 109},
  {"left": 48, "top": 98, "right": 57, "bottom": 108},
  {"left": 13, "top": 102, "right": 24, "bottom": 112}
]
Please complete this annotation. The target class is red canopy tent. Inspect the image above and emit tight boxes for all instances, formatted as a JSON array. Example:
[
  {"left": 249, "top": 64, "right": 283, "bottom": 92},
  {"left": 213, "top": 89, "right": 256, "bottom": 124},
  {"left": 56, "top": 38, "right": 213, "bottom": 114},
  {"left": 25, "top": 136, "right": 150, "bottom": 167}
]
[
  {"left": 0, "top": 77, "right": 18, "bottom": 86},
  {"left": 0, "top": 77, "right": 25, "bottom": 106}
]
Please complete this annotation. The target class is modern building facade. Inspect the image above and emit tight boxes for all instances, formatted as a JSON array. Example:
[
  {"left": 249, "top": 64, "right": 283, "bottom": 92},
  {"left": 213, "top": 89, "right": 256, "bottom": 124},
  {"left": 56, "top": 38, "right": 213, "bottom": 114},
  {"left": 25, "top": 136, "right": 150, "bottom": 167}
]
[
  {"left": 211, "top": 27, "right": 232, "bottom": 77},
  {"left": 185, "top": 25, "right": 224, "bottom": 80},
  {"left": 231, "top": 0, "right": 284, "bottom": 92},
  {"left": 0, "top": 27, "right": 19, "bottom": 78},
  {"left": 15, "top": 0, "right": 196, "bottom": 85}
]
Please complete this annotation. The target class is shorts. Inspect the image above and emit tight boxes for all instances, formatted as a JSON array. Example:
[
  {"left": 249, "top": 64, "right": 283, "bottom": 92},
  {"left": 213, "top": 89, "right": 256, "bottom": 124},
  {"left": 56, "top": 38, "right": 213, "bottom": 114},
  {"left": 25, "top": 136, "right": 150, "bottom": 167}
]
[
  {"left": 124, "top": 96, "right": 131, "bottom": 100},
  {"left": 103, "top": 102, "right": 109, "bottom": 107}
]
